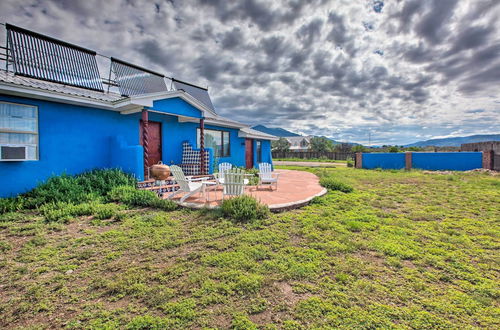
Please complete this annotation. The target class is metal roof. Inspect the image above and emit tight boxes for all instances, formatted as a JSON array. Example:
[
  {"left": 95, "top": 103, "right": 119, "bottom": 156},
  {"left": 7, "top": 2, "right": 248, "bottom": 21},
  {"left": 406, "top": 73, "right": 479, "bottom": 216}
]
[
  {"left": 172, "top": 78, "right": 215, "bottom": 112},
  {"left": 239, "top": 127, "right": 279, "bottom": 140},
  {"left": 0, "top": 70, "right": 124, "bottom": 102}
]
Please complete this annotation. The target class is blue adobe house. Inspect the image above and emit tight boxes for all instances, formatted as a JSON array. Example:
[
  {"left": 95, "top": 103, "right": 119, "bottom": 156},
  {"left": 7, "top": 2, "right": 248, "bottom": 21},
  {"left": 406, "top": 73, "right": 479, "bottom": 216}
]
[{"left": 0, "top": 24, "right": 277, "bottom": 197}]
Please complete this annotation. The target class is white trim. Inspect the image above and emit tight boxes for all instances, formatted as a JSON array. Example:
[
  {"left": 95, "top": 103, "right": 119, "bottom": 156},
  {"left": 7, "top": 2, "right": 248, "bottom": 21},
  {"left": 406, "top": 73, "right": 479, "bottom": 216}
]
[{"left": 113, "top": 90, "right": 218, "bottom": 118}]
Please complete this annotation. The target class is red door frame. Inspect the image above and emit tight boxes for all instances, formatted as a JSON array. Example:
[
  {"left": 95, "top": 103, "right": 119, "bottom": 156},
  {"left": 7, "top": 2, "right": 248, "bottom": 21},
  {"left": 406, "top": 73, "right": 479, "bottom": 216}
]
[{"left": 245, "top": 138, "right": 253, "bottom": 169}]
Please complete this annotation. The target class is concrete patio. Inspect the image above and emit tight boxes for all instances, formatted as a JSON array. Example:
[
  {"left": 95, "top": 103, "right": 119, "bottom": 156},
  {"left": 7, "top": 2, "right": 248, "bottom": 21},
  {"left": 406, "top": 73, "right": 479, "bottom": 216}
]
[{"left": 168, "top": 169, "right": 327, "bottom": 212}]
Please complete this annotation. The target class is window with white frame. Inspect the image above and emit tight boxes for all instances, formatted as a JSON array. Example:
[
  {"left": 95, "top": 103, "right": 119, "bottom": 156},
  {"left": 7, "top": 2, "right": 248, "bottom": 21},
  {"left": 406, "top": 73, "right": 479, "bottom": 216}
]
[{"left": 0, "top": 101, "right": 38, "bottom": 160}]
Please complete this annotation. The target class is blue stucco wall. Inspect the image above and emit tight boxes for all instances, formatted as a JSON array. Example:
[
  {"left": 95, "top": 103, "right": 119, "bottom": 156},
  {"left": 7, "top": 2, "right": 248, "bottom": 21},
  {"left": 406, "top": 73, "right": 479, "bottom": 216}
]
[
  {"left": 110, "top": 136, "right": 143, "bottom": 178},
  {"left": 148, "top": 98, "right": 202, "bottom": 118},
  {"left": 362, "top": 153, "right": 406, "bottom": 169},
  {"left": 412, "top": 152, "right": 482, "bottom": 171},
  {"left": 0, "top": 94, "right": 275, "bottom": 197},
  {"left": 252, "top": 139, "right": 272, "bottom": 168},
  {"left": 0, "top": 94, "right": 143, "bottom": 197}
]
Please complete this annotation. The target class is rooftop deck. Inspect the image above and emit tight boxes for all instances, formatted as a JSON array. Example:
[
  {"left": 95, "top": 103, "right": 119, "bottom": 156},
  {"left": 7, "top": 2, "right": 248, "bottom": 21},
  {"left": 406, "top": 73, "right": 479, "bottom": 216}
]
[{"left": 167, "top": 169, "right": 327, "bottom": 212}]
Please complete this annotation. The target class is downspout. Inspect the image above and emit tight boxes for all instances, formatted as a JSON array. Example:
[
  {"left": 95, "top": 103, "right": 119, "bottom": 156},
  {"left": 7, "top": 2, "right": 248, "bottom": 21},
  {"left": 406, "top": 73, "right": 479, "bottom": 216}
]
[
  {"left": 142, "top": 109, "right": 149, "bottom": 179},
  {"left": 200, "top": 117, "right": 205, "bottom": 175}
]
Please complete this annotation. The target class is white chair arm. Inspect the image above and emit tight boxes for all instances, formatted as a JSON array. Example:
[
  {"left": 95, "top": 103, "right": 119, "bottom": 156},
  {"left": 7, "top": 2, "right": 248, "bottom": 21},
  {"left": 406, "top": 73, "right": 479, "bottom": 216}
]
[{"left": 188, "top": 176, "right": 211, "bottom": 182}]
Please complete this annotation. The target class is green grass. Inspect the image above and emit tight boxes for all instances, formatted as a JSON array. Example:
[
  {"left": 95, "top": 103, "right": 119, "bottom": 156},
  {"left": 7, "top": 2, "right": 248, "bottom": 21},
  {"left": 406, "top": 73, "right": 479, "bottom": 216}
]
[{"left": 0, "top": 167, "right": 499, "bottom": 328}]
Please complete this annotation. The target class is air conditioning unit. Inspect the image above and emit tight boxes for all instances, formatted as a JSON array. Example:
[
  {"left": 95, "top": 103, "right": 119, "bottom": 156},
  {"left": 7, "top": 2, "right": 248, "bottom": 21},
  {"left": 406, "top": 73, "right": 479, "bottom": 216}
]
[{"left": 0, "top": 145, "right": 28, "bottom": 161}]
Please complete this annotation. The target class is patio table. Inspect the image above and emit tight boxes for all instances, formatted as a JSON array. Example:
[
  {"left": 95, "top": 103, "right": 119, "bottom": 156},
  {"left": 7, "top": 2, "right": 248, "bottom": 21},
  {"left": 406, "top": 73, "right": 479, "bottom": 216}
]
[{"left": 202, "top": 180, "right": 218, "bottom": 202}]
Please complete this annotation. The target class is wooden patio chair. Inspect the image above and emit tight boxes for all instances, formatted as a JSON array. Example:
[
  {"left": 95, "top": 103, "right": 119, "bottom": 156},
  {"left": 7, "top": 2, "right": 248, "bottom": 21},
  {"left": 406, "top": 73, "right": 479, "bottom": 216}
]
[
  {"left": 214, "top": 162, "right": 232, "bottom": 185},
  {"left": 222, "top": 168, "right": 246, "bottom": 199},
  {"left": 258, "top": 162, "right": 280, "bottom": 190},
  {"left": 168, "top": 165, "right": 210, "bottom": 202}
]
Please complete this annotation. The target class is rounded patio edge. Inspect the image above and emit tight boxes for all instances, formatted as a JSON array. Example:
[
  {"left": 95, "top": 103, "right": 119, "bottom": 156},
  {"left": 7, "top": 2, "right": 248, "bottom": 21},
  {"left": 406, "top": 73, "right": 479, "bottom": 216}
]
[{"left": 169, "top": 169, "right": 328, "bottom": 213}]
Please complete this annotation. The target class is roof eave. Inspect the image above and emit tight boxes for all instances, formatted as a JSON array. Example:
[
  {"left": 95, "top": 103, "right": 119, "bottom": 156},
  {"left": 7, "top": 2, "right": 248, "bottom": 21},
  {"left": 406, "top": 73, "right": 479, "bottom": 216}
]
[{"left": 0, "top": 81, "right": 119, "bottom": 110}]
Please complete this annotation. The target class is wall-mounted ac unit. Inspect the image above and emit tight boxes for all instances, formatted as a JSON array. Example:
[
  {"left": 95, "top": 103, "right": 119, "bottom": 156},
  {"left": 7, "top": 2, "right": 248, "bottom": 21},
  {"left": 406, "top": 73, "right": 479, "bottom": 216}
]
[{"left": 0, "top": 145, "right": 28, "bottom": 161}]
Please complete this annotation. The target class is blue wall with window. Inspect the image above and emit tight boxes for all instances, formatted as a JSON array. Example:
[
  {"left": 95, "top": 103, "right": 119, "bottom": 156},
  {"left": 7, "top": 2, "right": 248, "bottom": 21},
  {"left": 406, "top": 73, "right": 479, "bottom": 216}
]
[
  {"left": 0, "top": 94, "right": 275, "bottom": 197},
  {"left": 0, "top": 94, "right": 143, "bottom": 197}
]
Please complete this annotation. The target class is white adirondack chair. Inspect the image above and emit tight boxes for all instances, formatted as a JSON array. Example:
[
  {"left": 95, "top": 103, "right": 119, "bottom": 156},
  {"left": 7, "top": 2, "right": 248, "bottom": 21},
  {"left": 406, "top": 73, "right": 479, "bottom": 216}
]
[
  {"left": 168, "top": 165, "right": 209, "bottom": 202},
  {"left": 215, "top": 162, "right": 232, "bottom": 184},
  {"left": 222, "top": 168, "right": 246, "bottom": 199},
  {"left": 258, "top": 163, "right": 280, "bottom": 190}
]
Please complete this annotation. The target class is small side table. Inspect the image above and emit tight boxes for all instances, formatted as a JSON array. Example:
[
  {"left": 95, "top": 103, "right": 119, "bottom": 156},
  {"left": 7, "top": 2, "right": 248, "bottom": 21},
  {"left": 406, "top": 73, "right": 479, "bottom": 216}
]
[{"left": 202, "top": 181, "right": 217, "bottom": 202}]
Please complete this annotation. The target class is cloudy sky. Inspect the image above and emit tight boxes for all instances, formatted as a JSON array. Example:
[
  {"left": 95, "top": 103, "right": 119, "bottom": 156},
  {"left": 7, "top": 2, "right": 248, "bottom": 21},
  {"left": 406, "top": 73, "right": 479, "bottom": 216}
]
[{"left": 1, "top": 0, "right": 499, "bottom": 145}]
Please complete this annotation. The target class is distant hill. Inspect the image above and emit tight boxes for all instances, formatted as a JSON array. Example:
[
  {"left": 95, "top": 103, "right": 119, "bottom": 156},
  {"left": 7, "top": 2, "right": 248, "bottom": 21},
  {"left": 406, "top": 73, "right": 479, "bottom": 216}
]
[
  {"left": 251, "top": 125, "right": 300, "bottom": 137},
  {"left": 405, "top": 134, "right": 500, "bottom": 147}
]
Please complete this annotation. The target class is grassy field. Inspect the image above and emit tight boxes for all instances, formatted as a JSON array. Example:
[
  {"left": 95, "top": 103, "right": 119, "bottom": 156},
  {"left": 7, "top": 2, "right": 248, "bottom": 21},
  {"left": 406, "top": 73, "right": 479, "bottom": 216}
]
[{"left": 1, "top": 167, "right": 499, "bottom": 329}]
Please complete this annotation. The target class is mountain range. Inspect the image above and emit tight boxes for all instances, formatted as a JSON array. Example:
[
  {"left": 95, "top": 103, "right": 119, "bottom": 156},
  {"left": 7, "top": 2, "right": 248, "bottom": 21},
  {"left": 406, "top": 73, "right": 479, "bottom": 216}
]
[
  {"left": 251, "top": 125, "right": 359, "bottom": 145},
  {"left": 405, "top": 134, "right": 500, "bottom": 147},
  {"left": 252, "top": 125, "right": 500, "bottom": 148}
]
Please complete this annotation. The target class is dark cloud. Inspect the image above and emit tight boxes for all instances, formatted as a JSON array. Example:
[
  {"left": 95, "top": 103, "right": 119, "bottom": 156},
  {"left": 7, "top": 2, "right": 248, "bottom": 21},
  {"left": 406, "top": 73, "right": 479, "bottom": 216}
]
[
  {"left": 295, "top": 18, "right": 323, "bottom": 47},
  {"left": 190, "top": 24, "right": 215, "bottom": 42},
  {"left": 446, "top": 25, "right": 495, "bottom": 55},
  {"left": 220, "top": 27, "right": 243, "bottom": 49},
  {"left": 326, "top": 12, "right": 348, "bottom": 46},
  {"left": 135, "top": 39, "right": 171, "bottom": 68},
  {"left": 414, "top": 0, "right": 458, "bottom": 44}
]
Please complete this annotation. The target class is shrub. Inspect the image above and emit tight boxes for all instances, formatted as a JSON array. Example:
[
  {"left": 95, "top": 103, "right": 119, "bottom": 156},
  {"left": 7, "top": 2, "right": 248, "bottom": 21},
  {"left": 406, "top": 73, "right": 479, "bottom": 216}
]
[
  {"left": 21, "top": 169, "right": 136, "bottom": 208},
  {"left": 319, "top": 177, "right": 353, "bottom": 193},
  {"left": 108, "top": 186, "right": 177, "bottom": 211},
  {"left": 0, "top": 197, "right": 23, "bottom": 214},
  {"left": 39, "top": 202, "right": 75, "bottom": 223},
  {"left": 220, "top": 195, "right": 269, "bottom": 223},
  {"left": 93, "top": 204, "right": 119, "bottom": 220},
  {"left": 126, "top": 315, "right": 170, "bottom": 330},
  {"left": 347, "top": 160, "right": 354, "bottom": 167}
]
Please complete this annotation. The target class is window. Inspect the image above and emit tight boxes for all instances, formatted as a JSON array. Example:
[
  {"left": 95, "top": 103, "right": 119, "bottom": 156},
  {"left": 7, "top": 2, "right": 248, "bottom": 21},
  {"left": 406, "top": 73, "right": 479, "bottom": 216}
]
[
  {"left": 197, "top": 128, "right": 230, "bottom": 157},
  {"left": 0, "top": 101, "right": 38, "bottom": 160},
  {"left": 256, "top": 141, "right": 262, "bottom": 163}
]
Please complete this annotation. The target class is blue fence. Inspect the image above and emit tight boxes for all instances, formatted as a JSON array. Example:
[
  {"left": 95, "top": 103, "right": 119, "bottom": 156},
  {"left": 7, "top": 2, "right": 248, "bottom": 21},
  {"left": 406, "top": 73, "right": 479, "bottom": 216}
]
[
  {"left": 412, "top": 152, "right": 482, "bottom": 171},
  {"left": 361, "top": 152, "right": 483, "bottom": 171},
  {"left": 362, "top": 153, "right": 406, "bottom": 169}
]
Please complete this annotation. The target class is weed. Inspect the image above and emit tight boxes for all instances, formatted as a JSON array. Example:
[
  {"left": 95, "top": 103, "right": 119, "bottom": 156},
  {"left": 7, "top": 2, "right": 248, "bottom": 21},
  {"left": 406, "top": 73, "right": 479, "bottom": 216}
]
[
  {"left": 220, "top": 195, "right": 269, "bottom": 223},
  {"left": 231, "top": 313, "right": 258, "bottom": 330},
  {"left": 0, "top": 197, "right": 23, "bottom": 214},
  {"left": 126, "top": 315, "right": 171, "bottom": 329},
  {"left": 319, "top": 177, "right": 353, "bottom": 192},
  {"left": 21, "top": 169, "right": 135, "bottom": 208},
  {"left": 108, "top": 186, "right": 177, "bottom": 211}
]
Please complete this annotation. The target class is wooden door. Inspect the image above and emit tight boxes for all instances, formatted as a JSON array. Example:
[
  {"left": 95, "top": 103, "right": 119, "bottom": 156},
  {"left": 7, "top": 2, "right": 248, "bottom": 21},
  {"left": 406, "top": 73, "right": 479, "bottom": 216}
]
[
  {"left": 140, "top": 120, "right": 162, "bottom": 169},
  {"left": 245, "top": 138, "right": 253, "bottom": 169}
]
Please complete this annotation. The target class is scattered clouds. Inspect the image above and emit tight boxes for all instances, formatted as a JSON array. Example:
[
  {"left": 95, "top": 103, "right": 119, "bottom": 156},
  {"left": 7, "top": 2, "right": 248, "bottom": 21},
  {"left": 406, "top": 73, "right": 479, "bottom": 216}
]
[{"left": 0, "top": 0, "right": 499, "bottom": 144}]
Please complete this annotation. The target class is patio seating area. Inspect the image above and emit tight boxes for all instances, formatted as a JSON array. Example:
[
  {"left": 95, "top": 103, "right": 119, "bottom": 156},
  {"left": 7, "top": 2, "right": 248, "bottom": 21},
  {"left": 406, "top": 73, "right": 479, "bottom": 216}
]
[{"left": 140, "top": 168, "right": 327, "bottom": 212}]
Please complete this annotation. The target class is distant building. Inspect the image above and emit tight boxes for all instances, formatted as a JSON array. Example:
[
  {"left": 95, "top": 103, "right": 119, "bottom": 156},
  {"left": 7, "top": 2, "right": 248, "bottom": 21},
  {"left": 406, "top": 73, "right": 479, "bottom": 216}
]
[
  {"left": 461, "top": 141, "right": 500, "bottom": 170},
  {"left": 286, "top": 136, "right": 313, "bottom": 151},
  {"left": 461, "top": 141, "right": 500, "bottom": 153}
]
